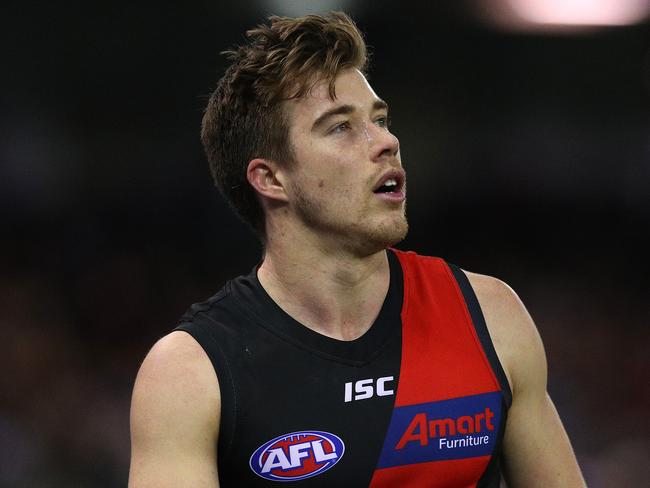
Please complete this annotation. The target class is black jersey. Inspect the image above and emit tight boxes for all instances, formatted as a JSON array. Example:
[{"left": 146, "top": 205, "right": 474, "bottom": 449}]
[{"left": 175, "top": 249, "right": 511, "bottom": 487}]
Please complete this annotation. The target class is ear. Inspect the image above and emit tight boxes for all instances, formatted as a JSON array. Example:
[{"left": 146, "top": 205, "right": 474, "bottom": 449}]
[{"left": 246, "top": 158, "right": 289, "bottom": 203}]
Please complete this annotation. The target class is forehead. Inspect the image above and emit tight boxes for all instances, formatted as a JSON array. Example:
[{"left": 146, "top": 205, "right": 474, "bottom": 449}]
[{"left": 286, "top": 68, "right": 382, "bottom": 126}]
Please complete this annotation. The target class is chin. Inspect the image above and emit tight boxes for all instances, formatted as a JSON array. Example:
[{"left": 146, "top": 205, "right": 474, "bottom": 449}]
[
  {"left": 357, "top": 215, "right": 409, "bottom": 256},
  {"left": 381, "top": 217, "right": 409, "bottom": 247}
]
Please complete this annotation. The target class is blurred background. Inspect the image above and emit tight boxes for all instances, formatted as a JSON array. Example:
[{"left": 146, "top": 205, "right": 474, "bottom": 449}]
[{"left": 1, "top": 0, "right": 648, "bottom": 486}]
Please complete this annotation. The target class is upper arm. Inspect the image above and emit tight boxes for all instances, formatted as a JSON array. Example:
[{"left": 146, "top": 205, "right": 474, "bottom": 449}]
[
  {"left": 466, "top": 272, "right": 586, "bottom": 488},
  {"left": 129, "top": 331, "right": 221, "bottom": 488}
]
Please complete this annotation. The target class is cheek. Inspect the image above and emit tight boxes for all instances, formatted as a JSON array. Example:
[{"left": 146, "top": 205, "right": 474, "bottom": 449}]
[
  {"left": 293, "top": 141, "right": 367, "bottom": 201},
  {"left": 320, "top": 169, "right": 361, "bottom": 199}
]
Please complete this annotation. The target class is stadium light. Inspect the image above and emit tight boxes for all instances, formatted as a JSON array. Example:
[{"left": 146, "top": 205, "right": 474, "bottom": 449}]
[
  {"left": 472, "top": 0, "right": 650, "bottom": 31},
  {"left": 508, "top": 0, "right": 650, "bottom": 26}
]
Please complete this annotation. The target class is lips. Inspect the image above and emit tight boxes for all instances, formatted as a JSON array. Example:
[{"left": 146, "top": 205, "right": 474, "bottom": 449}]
[{"left": 373, "top": 169, "right": 406, "bottom": 194}]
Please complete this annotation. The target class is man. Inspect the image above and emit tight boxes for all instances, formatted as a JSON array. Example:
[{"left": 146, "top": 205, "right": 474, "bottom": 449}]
[{"left": 129, "top": 12, "right": 586, "bottom": 487}]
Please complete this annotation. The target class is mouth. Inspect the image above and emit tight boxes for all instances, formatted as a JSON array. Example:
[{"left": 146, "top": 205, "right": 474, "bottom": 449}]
[{"left": 373, "top": 169, "right": 406, "bottom": 202}]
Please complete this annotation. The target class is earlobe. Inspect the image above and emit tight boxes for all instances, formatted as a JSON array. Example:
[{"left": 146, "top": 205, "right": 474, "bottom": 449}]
[{"left": 246, "top": 158, "right": 289, "bottom": 203}]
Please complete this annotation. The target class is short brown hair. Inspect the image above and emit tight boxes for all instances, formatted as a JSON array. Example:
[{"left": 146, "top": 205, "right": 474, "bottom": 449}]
[{"left": 201, "top": 11, "right": 368, "bottom": 238}]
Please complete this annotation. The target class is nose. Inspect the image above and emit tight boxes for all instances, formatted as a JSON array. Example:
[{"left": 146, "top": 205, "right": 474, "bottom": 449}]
[{"left": 367, "top": 122, "right": 400, "bottom": 163}]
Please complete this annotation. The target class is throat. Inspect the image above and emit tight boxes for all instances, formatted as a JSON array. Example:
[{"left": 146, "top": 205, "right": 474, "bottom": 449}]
[
  {"left": 257, "top": 250, "right": 391, "bottom": 341},
  {"left": 312, "top": 316, "right": 376, "bottom": 341}
]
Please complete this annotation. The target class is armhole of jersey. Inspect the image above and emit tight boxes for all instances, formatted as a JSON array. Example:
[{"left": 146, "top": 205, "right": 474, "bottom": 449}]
[
  {"left": 174, "top": 321, "right": 236, "bottom": 463},
  {"left": 447, "top": 263, "right": 513, "bottom": 407}
]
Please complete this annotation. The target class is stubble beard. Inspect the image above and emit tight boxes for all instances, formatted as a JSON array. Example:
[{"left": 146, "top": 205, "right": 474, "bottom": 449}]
[{"left": 293, "top": 187, "right": 409, "bottom": 256}]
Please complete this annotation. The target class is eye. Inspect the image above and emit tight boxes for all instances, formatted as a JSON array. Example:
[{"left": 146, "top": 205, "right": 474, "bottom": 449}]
[
  {"left": 375, "top": 115, "right": 391, "bottom": 129},
  {"left": 329, "top": 121, "right": 351, "bottom": 134}
]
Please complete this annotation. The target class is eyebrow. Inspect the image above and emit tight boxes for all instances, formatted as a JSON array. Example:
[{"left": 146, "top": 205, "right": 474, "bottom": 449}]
[{"left": 311, "top": 99, "right": 389, "bottom": 132}]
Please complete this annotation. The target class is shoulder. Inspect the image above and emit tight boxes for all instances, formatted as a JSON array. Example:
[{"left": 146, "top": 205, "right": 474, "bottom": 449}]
[
  {"left": 463, "top": 270, "right": 547, "bottom": 396},
  {"left": 130, "top": 331, "right": 220, "bottom": 443},
  {"left": 463, "top": 271, "right": 527, "bottom": 322},
  {"left": 129, "top": 332, "right": 221, "bottom": 485},
  {"left": 134, "top": 330, "right": 219, "bottom": 390}
]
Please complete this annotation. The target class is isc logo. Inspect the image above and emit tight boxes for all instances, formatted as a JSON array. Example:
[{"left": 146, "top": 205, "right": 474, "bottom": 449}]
[
  {"left": 344, "top": 376, "right": 394, "bottom": 402},
  {"left": 249, "top": 431, "right": 345, "bottom": 481}
]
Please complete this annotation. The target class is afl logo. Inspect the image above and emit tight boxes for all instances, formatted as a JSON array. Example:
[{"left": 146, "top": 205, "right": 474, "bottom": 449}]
[{"left": 249, "top": 430, "right": 345, "bottom": 481}]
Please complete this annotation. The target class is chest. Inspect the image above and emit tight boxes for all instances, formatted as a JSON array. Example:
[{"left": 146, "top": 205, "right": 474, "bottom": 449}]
[{"left": 219, "top": 317, "right": 506, "bottom": 487}]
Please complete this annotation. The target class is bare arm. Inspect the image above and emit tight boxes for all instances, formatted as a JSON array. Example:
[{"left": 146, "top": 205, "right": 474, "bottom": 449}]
[
  {"left": 467, "top": 273, "right": 586, "bottom": 488},
  {"left": 129, "top": 331, "right": 220, "bottom": 488}
]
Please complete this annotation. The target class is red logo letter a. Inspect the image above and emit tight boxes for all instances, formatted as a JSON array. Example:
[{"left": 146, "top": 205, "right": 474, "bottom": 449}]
[{"left": 395, "top": 413, "right": 428, "bottom": 450}]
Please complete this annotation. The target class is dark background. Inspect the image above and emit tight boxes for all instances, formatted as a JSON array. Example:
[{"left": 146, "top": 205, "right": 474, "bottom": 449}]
[{"left": 1, "top": 1, "right": 648, "bottom": 486}]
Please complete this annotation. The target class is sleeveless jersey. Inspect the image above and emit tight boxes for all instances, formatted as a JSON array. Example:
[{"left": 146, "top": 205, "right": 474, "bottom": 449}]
[{"left": 175, "top": 249, "right": 512, "bottom": 487}]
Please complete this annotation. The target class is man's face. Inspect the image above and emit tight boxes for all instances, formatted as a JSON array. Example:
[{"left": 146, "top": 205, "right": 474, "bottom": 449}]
[{"left": 281, "top": 68, "right": 408, "bottom": 255}]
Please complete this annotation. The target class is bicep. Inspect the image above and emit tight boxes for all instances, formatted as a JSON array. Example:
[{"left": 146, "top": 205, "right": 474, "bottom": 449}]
[
  {"left": 129, "top": 331, "right": 221, "bottom": 488},
  {"left": 503, "top": 391, "right": 585, "bottom": 487},
  {"left": 497, "top": 288, "right": 585, "bottom": 487},
  {"left": 467, "top": 273, "right": 585, "bottom": 487}
]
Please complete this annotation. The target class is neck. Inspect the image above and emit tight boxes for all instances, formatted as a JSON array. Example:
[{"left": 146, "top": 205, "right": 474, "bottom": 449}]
[{"left": 257, "top": 230, "right": 390, "bottom": 341}]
